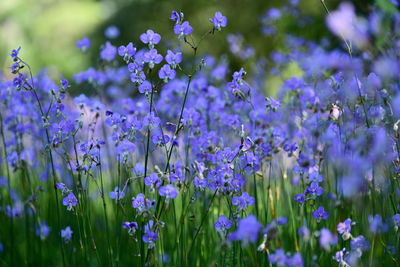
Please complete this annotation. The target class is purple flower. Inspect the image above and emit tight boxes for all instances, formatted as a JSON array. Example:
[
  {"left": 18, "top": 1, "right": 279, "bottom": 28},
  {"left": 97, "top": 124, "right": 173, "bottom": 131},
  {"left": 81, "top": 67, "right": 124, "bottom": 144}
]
[
  {"left": 214, "top": 215, "right": 232, "bottom": 235},
  {"left": 144, "top": 173, "right": 162, "bottom": 190},
  {"left": 138, "top": 80, "right": 152, "bottom": 94},
  {"left": 143, "top": 220, "right": 158, "bottom": 248},
  {"left": 56, "top": 183, "right": 66, "bottom": 190},
  {"left": 350, "top": 235, "right": 370, "bottom": 252},
  {"left": 268, "top": 249, "right": 287, "bottom": 266},
  {"left": 326, "top": 2, "right": 368, "bottom": 47},
  {"left": 36, "top": 221, "right": 50, "bottom": 240},
  {"left": 61, "top": 226, "right": 73, "bottom": 242},
  {"left": 10, "top": 47, "right": 21, "bottom": 61},
  {"left": 143, "top": 112, "right": 161, "bottom": 129},
  {"left": 305, "top": 182, "right": 324, "bottom": 196},
  {"left": 100, "top": 42, "right": 117, "bottom": 62},
  {"left": 122, "top": 221, "right": 138, "bottom": 235},
  {"left": 143, "top": 230, "right": 158, "bottom": 249},
  {"left": 105, "top": 25, "right": 120, "bottom": 39},
  {"left": 170, "top": 10, "right": 181, "bottom": 24},
  {"left": 158, "top": 64, "right": 176, "bottom": 82},
  {"left": 76, "top": 37, "right": 91, "bottom": 52},
  {"left": 174, "top": 21, "right": 193, "bottom": 39},
  {"left": 118, "top": 42, "right": 136, "bottom": 58},
  {"left": 294, "top": 193, "right": 305, "bottom": 204},
  {"left": 109, "top": 186, "right": 125, "bottom": 201},
  {"left": 140, "top": 29, "right": 161, "bottom": 49},
  {"left": 232, "top": 192, "right": 255, "bottom": 211},
  {"left": 229, "top": 214, "right": 262, "bottom": 246},
  {"left": 319, "top": 228, "right": 338, "bottom": 251},
  {"left": 165, "top": 50, "right": 182, "bottom": 69},
  {"left": 393, "top": 214, "right": 400, "bottom": 228},
  {"left": 132, "top": 193, "right": 149, "bottom": 214},
  {"left": 158, "top": 184, "right": 178, "bottom": 201},
  {"left": 312, "top": 206, "right": 329, "bottom": 222},
  {"left": 337, "top": 218, "right": 352, "bottom": 240},
  {"left": 62, "top": 192, "right": 78, "bottom": 211},
  {"left": 210, "top": 12, "right": 227, "bottom": 31},
  {"left": 368, "top": 214, "right": 388, "bottom": 234},
  {"left": 143, "top": 49, "right": 163, "bottom": 69}
]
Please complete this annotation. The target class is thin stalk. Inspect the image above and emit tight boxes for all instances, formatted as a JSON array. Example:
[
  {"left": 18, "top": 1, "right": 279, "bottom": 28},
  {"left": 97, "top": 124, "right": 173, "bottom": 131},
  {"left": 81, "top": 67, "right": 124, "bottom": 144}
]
[
  {"left": 98, "top": 151, "right": 113, "bottom": 266},
  {"left": 0, "top": 114, "right": 14, "bottom": 265}
]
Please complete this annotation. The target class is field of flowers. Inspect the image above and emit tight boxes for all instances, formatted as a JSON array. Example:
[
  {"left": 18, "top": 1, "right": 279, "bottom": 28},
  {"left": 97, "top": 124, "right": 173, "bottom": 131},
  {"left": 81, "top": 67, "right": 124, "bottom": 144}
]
[{"left": 1, "top": 1, "right": 400, "bottom": 266}]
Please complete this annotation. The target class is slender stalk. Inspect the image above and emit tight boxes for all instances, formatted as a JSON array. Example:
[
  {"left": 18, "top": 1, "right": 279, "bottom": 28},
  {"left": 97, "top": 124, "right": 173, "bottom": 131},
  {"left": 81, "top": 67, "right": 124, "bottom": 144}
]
[
  {"left": 98, "top": 150, "right": 113, "bottom": 266},
  {"left": 0, "top": 114, "right": 14, "bottom": 265},
  {"left": 187, "top": 190, "right": 217, "bottom": 259}
]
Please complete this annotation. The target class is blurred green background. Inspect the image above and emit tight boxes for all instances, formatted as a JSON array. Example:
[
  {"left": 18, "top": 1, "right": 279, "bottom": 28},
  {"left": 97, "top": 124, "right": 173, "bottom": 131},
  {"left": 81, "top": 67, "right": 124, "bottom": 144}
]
[{"left": 0, "top": 0, "right": 374, "bottom": 80}]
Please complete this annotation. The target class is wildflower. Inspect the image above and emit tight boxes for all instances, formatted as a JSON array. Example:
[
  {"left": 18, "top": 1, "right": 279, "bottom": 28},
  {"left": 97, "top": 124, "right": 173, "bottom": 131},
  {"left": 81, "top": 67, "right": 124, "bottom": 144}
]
[
  {"left": 232, "top": 192, "right": 255, "bottom": 211},
  {"left": 122, "top": 222, "right": 138, "bottom": 235},
  {"left": 165, "top": 50, "right": 182, "bottom": 69},
  {"left": 294, "top": 193, "right": 305, "bottom": 204},
  {"left": 142, "top": 112, "right": 161, "bottom": 129},
  {"left": 76, "top": 37, "right": 91, "bottom": 52},
  {"left": 337, "top": 218, "right": 353, "bottom": 240},
  {"left": 350, "top": 235, "right": 370, "bottom": 252},
  {"left": 100, "top": 41, "right": 117, "bottom": 62},
  {"left": 140, "top": 30, "right": 161, "bottom": 49},
  {"left": 138, "top": 80, "right": 152, "bottom": 94},
  {"left": 305, "top": 182, "right": 324, "bottom": 197},
  {"left": 312, "top": 206, "right": 329, "bottom": 222},
  {"left": 62, "top": 192, "right": 78, "bottom": 211},
  {"left": 118, "top": 42, "right": 136, "bottom": 60},
  {"left": 393, "top": 214, "right": 400, "bottom": 230},
  {"left": 109, "top": 186, "right": 125, "bottom": 201},
  {"left": 170, "top": 10, "right": 181, "bottom": 24},
  {"left": 210, "top": 12, "right": 227, "bottom": 31},
  {"left": 36, "top": 221, "right": 51, "bottom": 240},
  {"left": 144, "top": 173, "right": 162, "bottom": 191},
  {"left": 214, "top": 215, "right": 232, "bottom": 236},
  {"left": 368, "top": 214, "right": 388, "bottom": 234},
  {"left": 319, "top": 228, "right": 338, "bottom": 251},
  {"left": 104, "top": 25, "right": 120, "bottom": 39},
  {"left": 61, "top": 226, "right": 73, "bottom": 242},
  {"left": 174, "top": 21, "right": 193, "bottom": 39},
  {"left": 143, "top": 49, "right": 163, "bottom": 69},
  {"left": 158, "top": 64, "right": 176, "bottom": 83},
  {"left": 10, "top": 47, "right": 21, "bottom": 61},
  {"left": 132, "top": 193, "right": 149, "bottom": 214},
  {"left": 229, "top": 214, "right": 262, "bottom": 246},
  {"left": 143, "top": 220, "right": 158, "bottom": 249},
  {"left": 158, "top": 184, "right": 178, "bottom": 202}
]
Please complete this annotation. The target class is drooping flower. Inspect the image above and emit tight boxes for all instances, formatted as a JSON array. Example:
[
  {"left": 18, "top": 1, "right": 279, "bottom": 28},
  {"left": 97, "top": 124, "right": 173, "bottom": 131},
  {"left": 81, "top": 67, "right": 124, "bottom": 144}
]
[
  {"left": 122, "top": 221, "right": 138, "bottom": 235},
  {"left": 10, "top": 47, "right": 21, "bottom": 61}
]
